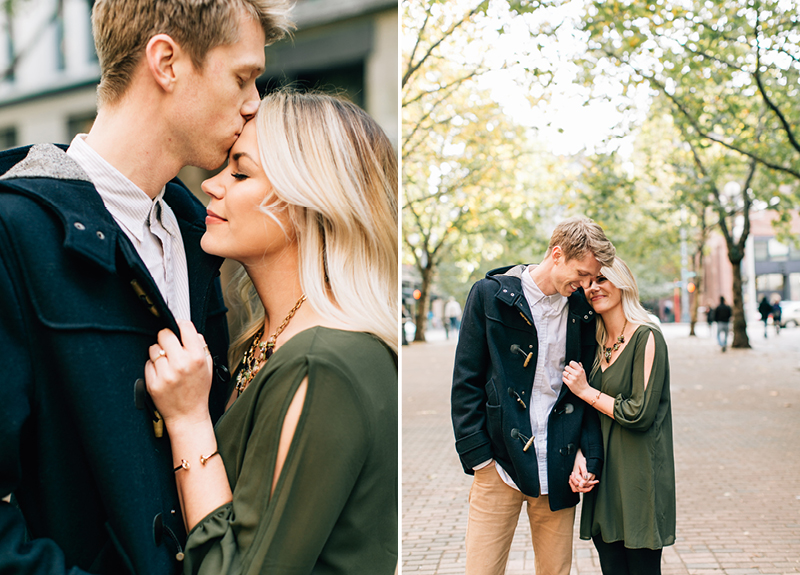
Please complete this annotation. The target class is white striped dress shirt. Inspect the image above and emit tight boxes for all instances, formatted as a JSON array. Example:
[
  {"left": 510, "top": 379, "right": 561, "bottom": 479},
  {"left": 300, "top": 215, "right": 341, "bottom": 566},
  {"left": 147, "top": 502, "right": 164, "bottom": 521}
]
[
  {"left": 66, "top": 135, "right": 192, "bottom": 321},
  {"left": 495, "top": 265, "right": 568, "bottom": 495}
]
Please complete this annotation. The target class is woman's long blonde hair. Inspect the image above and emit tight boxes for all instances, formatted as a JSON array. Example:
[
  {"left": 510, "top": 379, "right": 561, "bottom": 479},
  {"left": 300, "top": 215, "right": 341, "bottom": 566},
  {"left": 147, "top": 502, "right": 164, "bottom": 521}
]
[
  {"left": 591, "top": 257, "right": 659, "bottom": 375},
  {"left": 228, "top": 89, "right": 398, "bottom": 366}
]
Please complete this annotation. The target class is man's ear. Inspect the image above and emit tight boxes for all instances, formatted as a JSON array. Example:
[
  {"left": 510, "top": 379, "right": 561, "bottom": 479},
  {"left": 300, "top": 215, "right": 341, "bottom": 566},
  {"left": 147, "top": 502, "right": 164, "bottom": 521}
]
[
  {"left": 145, "top": 34, "right": 182, "bottom": 92},
  {"left": 551, "top": 245, "right": 563, "bottom": 265}
]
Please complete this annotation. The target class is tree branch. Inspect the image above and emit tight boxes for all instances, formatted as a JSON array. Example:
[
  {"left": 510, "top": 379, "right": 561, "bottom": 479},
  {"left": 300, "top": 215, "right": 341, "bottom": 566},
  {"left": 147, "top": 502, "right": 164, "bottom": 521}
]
[
  {"left": 402, "top": 69, "right": 482, "bottom": 108},
  {"left": 402, "top": 2, "right": 485, "bottom": 89},
  {"left": 753, "top": 45, "right": 800, "bottom": 157},
  {"left": 648, "top": 73, "right": 800, "bottom": 180}
]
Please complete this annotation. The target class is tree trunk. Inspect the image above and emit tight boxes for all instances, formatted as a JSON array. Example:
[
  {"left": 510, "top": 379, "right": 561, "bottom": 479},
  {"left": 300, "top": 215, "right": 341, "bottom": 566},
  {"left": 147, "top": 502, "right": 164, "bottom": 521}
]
[
  {"left": 688, "top": 244, "right": 705, "bottom": 336},
  {"left": 689, "top": 286, "right": 699, "bottom": 336},
  {"left": 413, "top": 261, "right": 434, "bottom": 342},
  {"left": 730, "top": 258, "right": 750, "bottom": 348}
]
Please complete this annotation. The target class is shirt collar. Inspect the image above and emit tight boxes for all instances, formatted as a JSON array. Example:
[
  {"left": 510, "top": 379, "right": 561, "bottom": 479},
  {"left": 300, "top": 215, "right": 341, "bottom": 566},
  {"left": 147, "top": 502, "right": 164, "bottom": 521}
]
[
  {"left": 66, "top": 134, "right": 166, "bottom": 242},
  {"left": 522, "top": 265, "right": 567, "bottom": 311}
]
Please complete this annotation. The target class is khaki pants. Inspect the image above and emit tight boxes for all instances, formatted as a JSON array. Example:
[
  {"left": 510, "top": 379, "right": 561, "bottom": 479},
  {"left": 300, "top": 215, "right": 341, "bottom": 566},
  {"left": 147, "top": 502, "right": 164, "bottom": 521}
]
[{"left": 465, "top": 465, "right": 575, "bottom": 575}]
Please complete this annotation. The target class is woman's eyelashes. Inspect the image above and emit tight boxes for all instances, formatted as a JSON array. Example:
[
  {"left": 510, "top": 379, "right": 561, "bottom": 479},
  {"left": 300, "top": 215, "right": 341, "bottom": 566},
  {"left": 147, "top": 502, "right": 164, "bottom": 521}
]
[{"left": 232, "top": 172, "right": 249, "bottom": 181}]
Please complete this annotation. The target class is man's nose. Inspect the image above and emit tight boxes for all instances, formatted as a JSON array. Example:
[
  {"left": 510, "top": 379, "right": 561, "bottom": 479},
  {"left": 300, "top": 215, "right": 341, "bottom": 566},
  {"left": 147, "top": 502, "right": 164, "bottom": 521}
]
[{"left": 241, "top": 85, "right": 260, "bottom": 121}]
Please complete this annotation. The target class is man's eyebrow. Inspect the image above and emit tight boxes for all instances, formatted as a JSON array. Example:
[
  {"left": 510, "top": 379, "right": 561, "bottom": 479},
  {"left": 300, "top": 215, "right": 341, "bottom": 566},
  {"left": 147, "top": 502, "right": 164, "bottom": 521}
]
[{"left": 237, "top": 62, "right": 265, "bottom": 76}]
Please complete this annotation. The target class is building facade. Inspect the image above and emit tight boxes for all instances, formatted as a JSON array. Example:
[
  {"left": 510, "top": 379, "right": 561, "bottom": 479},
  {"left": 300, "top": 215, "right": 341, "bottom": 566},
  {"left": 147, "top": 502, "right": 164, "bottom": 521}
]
[
  {"left": 749, "top": 210, "right": 800, "bottom": 304},
  {"left": 698, "top": 210, "right": 800, "bottom": 322}
]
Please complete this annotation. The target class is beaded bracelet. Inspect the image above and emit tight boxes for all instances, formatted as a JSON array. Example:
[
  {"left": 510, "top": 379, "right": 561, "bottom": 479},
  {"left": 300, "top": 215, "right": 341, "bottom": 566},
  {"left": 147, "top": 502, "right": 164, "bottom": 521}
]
[{"left": 173, "top": 450, "right": 220, "bottom": 473}]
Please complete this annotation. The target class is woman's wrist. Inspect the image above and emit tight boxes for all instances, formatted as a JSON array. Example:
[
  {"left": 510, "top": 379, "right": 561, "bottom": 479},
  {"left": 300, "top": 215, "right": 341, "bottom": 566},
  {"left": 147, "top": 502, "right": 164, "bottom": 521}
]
[
  {"left": 576, "top": 386, "right": 595, "bottom": 403},
  {"left": 163, "top": 412, "right": 213, "bottom": 435},
  {"left": 168, "top": 421, "right": 217, "bottom": 469}
]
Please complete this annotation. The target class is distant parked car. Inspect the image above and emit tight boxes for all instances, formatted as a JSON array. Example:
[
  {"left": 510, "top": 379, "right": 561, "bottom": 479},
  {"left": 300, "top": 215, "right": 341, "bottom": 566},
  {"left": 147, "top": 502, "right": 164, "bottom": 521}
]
[{"left": 779, "top": 301, "right": 800, "bottom": 328}]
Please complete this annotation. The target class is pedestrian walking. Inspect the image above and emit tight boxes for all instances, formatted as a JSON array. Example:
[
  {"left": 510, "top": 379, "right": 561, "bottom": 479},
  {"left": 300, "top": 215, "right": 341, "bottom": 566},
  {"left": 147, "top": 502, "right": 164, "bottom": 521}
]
[
  {"left": 772, "top": 297, "right": 782, "bottom": 335},
  {"left": 706, "top": 302, "right": 715, "bottom": 338},
  {"left": 451, "top": 216, "right": 615, "bottom": 575},
  {"left": 402, "top": 305, "right": 412, "bottom": 346},
  {"left": 444, "top": 296, "right": 462, "bottom": 339},
  {"left": 759, "top": 296, "right": 772, "bottom": 338},
  {"left": 715, "top": 296, "right": 733, "bottom": 351},
  {"left": 562, "top": 257, "right": 676, "bottom": 575}
]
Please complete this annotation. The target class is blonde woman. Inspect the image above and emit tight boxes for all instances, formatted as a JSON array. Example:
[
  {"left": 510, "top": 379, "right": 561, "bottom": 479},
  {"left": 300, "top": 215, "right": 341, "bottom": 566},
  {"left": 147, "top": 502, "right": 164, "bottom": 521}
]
[
  {"left": 144, "top": 90, "right": 398, "bottom": 574},
  {"left": 562, "top": 258, "right": 675, "bottom": 575}
]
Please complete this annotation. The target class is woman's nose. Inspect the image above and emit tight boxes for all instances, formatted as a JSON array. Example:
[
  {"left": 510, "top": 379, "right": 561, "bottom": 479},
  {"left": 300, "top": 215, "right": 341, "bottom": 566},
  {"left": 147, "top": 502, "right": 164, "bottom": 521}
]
[{"left": 201, "top": 174, "right": 224, "bottom": 199}]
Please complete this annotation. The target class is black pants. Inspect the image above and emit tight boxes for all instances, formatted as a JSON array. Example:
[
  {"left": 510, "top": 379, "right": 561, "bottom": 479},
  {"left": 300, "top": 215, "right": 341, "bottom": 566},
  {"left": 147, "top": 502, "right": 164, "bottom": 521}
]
[{"left": 592, "top": 535, "right": 662, "bottom": 575}]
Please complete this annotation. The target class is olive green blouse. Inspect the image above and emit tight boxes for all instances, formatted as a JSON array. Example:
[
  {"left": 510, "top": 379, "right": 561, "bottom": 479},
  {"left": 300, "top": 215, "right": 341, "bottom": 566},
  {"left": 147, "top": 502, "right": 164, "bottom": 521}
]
[
  {"left": 183, "top": 327, "right": 398, "bottom": 574},
  {"left": 579, "top": 325, "right": 676, "bottom": 550}
]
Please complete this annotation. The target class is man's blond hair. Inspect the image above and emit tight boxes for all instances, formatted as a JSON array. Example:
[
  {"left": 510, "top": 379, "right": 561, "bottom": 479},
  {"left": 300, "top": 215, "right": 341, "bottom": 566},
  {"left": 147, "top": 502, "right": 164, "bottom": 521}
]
[
  {"left": 92, "top": 0, "right": 294, "bottom": 107},
  {"left": 546, "top": 216, "right": 615, "bottom": 267}
]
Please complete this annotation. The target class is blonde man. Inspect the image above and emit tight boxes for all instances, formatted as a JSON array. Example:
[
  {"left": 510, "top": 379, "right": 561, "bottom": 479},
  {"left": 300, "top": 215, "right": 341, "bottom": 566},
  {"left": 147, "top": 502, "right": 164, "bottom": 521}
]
[
  {"left": 451, "top": 217, "right": 615, "bottom": 575},
  {"left": 0, "top": 1, "right": 291, "bottom": 574}
]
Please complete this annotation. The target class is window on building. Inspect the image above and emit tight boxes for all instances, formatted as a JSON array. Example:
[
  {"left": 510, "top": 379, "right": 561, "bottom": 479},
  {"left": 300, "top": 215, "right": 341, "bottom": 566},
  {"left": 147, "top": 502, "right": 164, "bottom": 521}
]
[
  {"left": 55, "top": 0, "right": 65, "bottom": 71},
  {"left": 259, "top": 62, "right": 365, "bottom": 109},
  {"left": 754, "top": 239, "right": 769, "bottom": 262},
  {"left": 756, "top": 273, "right": 784, "bottom": 293},
  {"left": 67, "top": 113, "right": 96, "bottom": 140},
  {"left": 0, "top": 126, "right": 17, "bottom": 150},
  {"left": 87, "top": 0, "right": 97, "bottom": 63},
  {"left": 768, "top": 238, "right": 789, "bottom": 262},
  {"left": 790, "top": 273, "right": 800, "bottom": 301},
  {"left": 3, "top": 3, "right": 15, "bottom": 84}
]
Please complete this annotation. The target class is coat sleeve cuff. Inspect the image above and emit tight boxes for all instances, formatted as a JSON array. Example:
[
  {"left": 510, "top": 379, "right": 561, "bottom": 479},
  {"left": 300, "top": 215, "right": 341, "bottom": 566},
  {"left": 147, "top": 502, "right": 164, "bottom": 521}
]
[
  {"left": 455, "top": 430, "right": 493, "bottom": 472},
  {"left": 586, "top": 457, "right": 603, "bottom": 479}
]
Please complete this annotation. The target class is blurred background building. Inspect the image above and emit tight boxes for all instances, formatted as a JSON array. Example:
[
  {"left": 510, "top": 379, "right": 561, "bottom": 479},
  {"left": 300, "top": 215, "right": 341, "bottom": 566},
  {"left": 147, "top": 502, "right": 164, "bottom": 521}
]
[
  {"left": 698, "top": 210, "right": 800, "bottom": 324},
  {"left": 0, "top": 0, "right": 398, "bottom": 194}
]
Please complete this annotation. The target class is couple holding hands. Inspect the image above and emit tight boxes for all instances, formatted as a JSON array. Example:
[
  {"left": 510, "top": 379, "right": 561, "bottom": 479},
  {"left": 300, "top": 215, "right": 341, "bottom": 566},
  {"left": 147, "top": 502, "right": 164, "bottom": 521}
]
[{"left": 452, "top": 217, "right": 677, "bottom": 575}]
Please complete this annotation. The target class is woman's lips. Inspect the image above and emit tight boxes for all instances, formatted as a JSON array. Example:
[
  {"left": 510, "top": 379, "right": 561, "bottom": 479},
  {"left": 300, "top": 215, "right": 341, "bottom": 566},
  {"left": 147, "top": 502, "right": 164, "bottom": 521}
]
[{"left": 206, "top": 209, "right": 227, "bottom": 224}]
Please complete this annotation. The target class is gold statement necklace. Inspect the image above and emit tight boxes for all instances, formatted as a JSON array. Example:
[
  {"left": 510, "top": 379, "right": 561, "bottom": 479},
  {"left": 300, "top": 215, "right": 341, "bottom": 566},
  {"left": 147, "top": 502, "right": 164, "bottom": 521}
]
[
  {"left": 603, "top": 318, "right": 628, "bottom": 364},
  {"left": 235, "top": 294, "right": 307, "bottom": 396}
]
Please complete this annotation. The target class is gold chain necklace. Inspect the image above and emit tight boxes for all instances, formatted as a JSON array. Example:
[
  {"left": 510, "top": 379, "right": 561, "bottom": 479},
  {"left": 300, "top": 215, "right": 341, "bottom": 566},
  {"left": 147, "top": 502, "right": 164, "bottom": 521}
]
[
  {"left": 603, "top": 318, "right": 628, "bottom": 364},
  {"left": 235, "top": 294, "right": 306, "bottom": 396}
]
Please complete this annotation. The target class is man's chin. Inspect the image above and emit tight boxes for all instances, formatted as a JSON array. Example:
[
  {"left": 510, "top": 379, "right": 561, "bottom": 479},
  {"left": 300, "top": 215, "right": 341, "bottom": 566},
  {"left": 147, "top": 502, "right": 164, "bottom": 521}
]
[
  {"left": 561, "top": 285, "right": 577, "bottom": 297},
  {"left": 192, "top": 149, "right": 231, "bottom": 172}
]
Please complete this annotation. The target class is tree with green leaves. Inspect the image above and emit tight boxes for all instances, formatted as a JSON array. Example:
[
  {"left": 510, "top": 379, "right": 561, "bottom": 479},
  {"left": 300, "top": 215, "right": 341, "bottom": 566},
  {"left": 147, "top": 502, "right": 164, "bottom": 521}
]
[
  {"left": 580, "top": 0, "right": 800, "bottom": 189},
  {"left": 573, "top": 0, "right": 800, "bottom": 346},
  {"left": 402, "top": 0, "right": 548, "bottom": 341}
]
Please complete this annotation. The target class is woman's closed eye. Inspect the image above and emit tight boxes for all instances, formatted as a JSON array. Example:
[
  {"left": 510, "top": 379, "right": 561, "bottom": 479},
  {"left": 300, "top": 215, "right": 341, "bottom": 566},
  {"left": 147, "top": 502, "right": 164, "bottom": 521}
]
[{"left": 232, "top": 172, "right": 249, "bottom": 181}]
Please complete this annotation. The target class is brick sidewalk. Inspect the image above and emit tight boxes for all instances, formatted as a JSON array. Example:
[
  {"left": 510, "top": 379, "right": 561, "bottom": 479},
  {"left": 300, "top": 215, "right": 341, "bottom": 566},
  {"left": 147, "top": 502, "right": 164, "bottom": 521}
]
[{"left": 401, "top": 324, "right": 800, "bottom": 574}]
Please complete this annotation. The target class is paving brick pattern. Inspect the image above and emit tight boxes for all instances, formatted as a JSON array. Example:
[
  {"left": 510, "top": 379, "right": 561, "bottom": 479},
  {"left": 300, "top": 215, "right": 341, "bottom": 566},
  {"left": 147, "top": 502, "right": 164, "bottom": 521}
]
[{"left": 402, "top": 324, "right": 800, "bottom": 574}]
